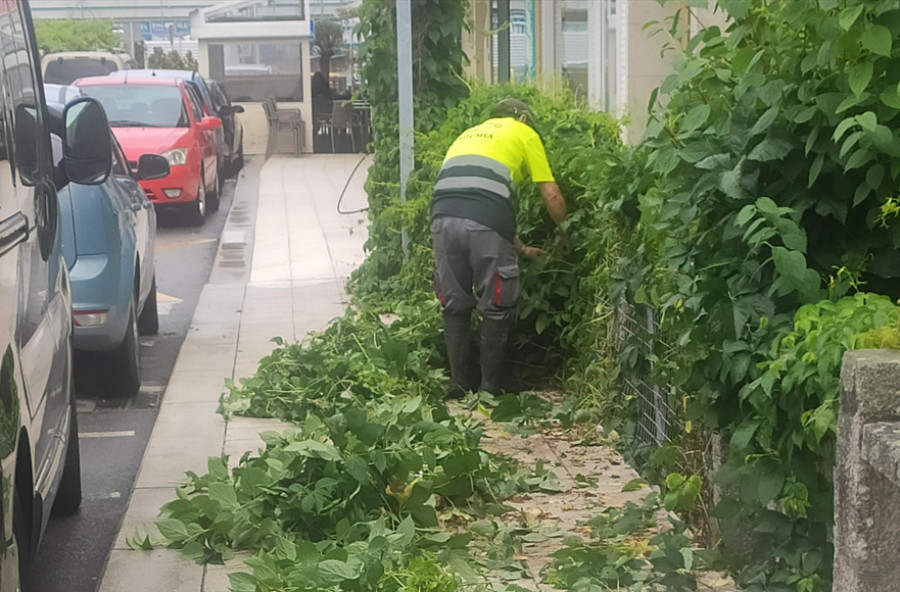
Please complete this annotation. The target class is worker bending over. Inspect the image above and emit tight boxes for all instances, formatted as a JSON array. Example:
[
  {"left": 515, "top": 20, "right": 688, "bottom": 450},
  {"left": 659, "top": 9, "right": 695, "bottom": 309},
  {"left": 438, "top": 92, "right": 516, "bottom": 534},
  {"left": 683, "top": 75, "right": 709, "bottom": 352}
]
[{"left": 430, "top": 98, "right": 568, "bottom": 396}]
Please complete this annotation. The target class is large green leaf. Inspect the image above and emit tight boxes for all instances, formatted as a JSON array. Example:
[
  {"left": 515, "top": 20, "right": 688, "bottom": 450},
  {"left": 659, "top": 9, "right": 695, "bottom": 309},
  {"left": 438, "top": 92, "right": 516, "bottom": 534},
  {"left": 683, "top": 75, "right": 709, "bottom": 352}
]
[
  {"left": 681, "top": 103, "right": 711, "bottom": 133},
  {"left": 748, "top": 139, "right": 793, "bottom": 162},
  {"left": 730, "top": 420, "right": 759, "bottom": 451},
  {"left": 317, "top": 559, "right": 359, "bottom": 584},
  {"left": 772, "top": 246, "right": 808, "bottom": 283},
  {"left": 757, "top": 468, "right": 786, "bottom": 505},
  {"left": 849, "top": 62, "right": 874, "bottom": 96},
  {"left": 861, "top": 25, "right": 892, "bottom": 56},
  {"left": 208, "top": 483, "right": 239, "bottom": 509},
  {"left": 881, "top": 88, "right": 900, "bottom": 109},
  {"left": 228, "top": 573, "right": 258, "bottom": 592}
]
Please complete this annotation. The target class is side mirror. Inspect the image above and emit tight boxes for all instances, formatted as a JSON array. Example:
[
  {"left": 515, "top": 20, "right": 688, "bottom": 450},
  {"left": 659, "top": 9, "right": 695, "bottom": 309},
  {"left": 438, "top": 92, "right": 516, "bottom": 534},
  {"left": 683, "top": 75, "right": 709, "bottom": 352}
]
[
  {"left": 233, "top": 105, "right": 245, "bottom": 114},
  {"left": 137, "top": 154, "right": 170, "bottom": 181},
  {"left": 199, "top": 116, "right": 221, "bottom": 131},
  {"left": 62, "top": 98, "right": 111, "bottom": 186}
]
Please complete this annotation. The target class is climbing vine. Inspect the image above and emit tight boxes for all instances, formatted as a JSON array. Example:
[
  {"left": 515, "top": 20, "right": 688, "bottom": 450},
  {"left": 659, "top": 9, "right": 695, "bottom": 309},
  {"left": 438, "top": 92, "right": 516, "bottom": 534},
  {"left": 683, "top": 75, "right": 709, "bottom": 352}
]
[{"left": 353, "top": 0, "right": 470, "bottom": 297}]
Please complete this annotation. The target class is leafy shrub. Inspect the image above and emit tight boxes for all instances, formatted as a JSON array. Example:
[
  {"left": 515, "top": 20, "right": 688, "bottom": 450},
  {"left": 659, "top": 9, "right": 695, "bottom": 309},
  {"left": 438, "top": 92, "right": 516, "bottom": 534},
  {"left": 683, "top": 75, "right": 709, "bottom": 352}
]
[
  {"left": 617, "top": 1, "right": 900, "bottom": 587},
  {"left": 220, "top": 302, "right": 446, "bottom": 421}
]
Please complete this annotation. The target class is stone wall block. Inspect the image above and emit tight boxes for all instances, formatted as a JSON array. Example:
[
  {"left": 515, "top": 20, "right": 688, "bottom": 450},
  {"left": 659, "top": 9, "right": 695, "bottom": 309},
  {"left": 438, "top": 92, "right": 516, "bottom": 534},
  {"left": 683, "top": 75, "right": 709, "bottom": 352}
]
[{"left": 835, "top": 349, "right": 900, "bottom": 592}]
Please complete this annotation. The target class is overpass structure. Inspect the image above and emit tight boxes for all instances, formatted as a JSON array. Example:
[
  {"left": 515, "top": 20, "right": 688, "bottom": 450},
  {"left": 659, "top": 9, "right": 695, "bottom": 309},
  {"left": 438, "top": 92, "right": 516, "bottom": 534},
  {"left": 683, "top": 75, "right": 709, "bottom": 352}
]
[
  {"left": 30, "top": 1, "right": 214, "bottom": 20},
  {"left": 31, "top": 0, "right": 356, "bottom": 21}
]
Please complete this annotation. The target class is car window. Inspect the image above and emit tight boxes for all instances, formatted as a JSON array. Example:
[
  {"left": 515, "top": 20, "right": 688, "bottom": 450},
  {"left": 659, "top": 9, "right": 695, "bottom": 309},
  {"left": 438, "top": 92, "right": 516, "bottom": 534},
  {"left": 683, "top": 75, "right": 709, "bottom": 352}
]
[
  {"left": 4, "top": 3, "right": 47, "bottom": 186},
  {"left": 184, "top": 84, "right": 204, "bottom": 122},
  {"left": 44, "top": 58, "right": 118, "bottom": 85},
  {"left": 78, "top": 84, "right": 188, "bottom": 128},
  {"left": 209, "top": 83, "right": 227, "bottom": 110}
]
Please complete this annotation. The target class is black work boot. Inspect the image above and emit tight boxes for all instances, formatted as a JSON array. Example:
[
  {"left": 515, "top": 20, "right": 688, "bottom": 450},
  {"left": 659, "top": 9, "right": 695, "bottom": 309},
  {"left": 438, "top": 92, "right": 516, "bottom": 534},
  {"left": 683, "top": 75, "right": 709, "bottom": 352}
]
[
  {"left": 479, "top": 317, "right": 511, "bottom": 395},
  {"left": 443, "top": 311, "right": 476, "bottom": 398}
]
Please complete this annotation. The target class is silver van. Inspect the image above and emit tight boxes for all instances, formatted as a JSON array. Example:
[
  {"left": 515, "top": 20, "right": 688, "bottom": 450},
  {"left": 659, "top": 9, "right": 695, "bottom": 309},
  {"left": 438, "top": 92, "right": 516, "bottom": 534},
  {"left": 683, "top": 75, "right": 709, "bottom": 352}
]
[{"left": 1, "top": 2, "right": 114, "bottom": 590}]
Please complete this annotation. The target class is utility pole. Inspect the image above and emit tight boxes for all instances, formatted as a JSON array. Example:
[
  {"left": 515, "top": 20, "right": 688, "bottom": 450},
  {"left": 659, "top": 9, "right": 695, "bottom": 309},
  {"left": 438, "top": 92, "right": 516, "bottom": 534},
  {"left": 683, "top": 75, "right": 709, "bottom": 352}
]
[
  {"left": 497, "top": 0, "right": 510, "bottom": 83},
  {"left": 396, "top": 0, "right": 414, "bottom": 260}
]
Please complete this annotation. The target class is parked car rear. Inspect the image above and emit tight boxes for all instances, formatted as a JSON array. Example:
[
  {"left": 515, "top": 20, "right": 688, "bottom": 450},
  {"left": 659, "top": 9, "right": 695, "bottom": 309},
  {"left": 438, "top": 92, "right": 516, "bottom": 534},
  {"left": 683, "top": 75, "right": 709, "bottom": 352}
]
[
  {"left": 75, "top": 74, "right": 222, "bottom": 225},
  {"left": 0, "top": 1, "right": 115, "bottom": 589},
  {"left": 41, "top": 50, "right": 136, "bottom": 85}
]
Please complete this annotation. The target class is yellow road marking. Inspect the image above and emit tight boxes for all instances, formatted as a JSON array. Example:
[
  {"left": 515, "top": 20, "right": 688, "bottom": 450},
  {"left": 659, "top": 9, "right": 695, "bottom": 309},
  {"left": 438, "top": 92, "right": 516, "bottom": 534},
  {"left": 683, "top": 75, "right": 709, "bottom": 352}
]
[
  {"left": 156, "top": 238, "right": 218, "bottom": 252},
  {"left": 158, "top": 292, "right": 182, "bottom": 303}
]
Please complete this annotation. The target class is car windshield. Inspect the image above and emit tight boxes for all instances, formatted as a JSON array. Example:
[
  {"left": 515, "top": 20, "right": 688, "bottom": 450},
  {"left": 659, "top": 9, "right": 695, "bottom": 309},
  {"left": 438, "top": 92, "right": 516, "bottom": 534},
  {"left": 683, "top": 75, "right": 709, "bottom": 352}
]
[
  {"left": 44, "top": 58, "right": 118, "bottom": 84},
  {"left": 78, "top": 84, "right": 188, "bottom": 128}
]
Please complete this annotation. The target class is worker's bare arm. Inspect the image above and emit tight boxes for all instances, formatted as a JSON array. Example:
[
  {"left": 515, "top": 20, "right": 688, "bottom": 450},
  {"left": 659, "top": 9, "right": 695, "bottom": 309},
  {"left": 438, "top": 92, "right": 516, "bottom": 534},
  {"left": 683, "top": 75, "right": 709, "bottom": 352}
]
[{"left": 539, "top": 182, "right": 567, "bottom": 226}]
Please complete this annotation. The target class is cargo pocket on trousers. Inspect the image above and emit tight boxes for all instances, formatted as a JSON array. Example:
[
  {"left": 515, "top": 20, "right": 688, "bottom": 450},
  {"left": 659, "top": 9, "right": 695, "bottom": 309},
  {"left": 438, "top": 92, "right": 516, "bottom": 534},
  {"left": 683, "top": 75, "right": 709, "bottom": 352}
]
[{"left": 491, "top": 265, "right": 520, "bottom": 308}]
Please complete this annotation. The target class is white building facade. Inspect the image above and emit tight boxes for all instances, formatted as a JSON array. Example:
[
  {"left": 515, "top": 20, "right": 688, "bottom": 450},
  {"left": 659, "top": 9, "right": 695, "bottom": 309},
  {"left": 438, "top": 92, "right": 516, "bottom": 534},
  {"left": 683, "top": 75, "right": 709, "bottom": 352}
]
[{"left": 470, "top": 0, "right": 726, "bottom": 141}]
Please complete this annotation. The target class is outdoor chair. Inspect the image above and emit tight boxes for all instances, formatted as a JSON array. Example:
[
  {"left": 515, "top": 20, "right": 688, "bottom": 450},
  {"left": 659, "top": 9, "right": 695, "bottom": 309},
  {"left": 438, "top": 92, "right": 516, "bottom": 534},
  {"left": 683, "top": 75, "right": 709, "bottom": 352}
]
[
  {"left": 263, "top": 96, "right": 303, "bottom": 158},
  {"left": 320, "top": 101, "right": 357, "bottom": 153}
]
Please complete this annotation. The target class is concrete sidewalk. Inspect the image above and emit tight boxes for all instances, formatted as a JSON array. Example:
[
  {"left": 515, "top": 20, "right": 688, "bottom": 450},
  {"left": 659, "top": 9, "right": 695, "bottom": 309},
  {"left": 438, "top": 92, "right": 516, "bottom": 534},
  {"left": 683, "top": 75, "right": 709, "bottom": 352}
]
[{"left": 98, "top": 154, "right": 370, "bottom": 592}]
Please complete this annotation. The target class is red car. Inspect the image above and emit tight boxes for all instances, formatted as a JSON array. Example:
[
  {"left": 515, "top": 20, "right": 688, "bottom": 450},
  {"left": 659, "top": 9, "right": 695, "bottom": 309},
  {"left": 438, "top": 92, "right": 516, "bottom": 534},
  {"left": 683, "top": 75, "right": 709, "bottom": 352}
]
[{"left": 74, "top": 74, "right": 222, "bottom": 225}]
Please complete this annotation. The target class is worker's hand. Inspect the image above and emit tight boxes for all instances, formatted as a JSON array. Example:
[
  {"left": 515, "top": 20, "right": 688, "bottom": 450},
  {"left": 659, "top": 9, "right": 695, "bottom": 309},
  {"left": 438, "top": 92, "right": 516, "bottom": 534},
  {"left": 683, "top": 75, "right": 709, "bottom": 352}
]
[{"left": 519, "top": 245, "right": 546, "bottom": 259}]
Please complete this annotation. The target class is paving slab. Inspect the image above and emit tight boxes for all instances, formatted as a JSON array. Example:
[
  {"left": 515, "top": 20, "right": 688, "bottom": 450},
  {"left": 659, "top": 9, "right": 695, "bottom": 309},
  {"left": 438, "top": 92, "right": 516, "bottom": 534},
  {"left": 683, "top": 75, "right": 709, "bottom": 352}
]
[
  {"left": 203, "top": 555, "right": 252, "bottom": 592},
  {"left": 134, "top": 432, "right": 225, "bottom": 489},
  {"left": 113, "top": 487, "right": 172, "bottom": 550},
  {"left": 225, "top": 416, "right": 294, "bottom": 441},
  {"left": 170, "top": 342, "right": 238, "bottom": 374},
  {"left": 99, "top": 549, "right": 202, "bottom": 592},
  {"left": 149, "top": 401, "right": 225, "bottom": 442},
  {"left": 162, "top": 369, "right": 231, "bottom": 404}
]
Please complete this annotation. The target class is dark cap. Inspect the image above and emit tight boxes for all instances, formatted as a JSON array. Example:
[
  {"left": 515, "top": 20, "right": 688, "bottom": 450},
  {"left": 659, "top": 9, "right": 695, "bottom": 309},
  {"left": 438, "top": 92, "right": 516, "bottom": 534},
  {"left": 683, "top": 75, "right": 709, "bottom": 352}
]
[{"left": 490, "top": 98, "right": 535, "bottom": 127}]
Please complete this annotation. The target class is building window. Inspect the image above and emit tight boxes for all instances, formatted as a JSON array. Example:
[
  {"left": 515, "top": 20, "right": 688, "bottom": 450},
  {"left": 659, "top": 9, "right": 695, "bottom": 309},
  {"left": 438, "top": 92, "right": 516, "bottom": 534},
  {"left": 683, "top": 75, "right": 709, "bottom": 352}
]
[
  {"left": 206, "top": 0, "right": 304, "bottom": 23},
  {"left": 561, "top": 0, "right": 588, "bottom": 99},
  {"left": 492, "top": 0, "right": 535, "bottom": 83},
  {"left": 209, "top": 42, "right": 303, "bottom": 102}
]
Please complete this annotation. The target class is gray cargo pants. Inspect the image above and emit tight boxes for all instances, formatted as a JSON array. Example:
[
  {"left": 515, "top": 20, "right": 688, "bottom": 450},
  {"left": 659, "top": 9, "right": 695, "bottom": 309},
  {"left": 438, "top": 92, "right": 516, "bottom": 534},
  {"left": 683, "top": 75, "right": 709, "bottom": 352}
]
[
  {"left": 430, "top": 216, "right": 520, "bottom": 320},
  {"left": 431, "top": 215, "right": 520, "bottom": 395}
]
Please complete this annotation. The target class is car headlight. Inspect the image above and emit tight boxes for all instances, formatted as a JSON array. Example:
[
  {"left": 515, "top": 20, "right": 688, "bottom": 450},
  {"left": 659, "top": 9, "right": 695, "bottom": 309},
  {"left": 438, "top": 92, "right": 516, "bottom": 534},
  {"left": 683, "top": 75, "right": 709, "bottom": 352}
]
[{"left": 161, "top": 148, "right": 188, "bottom": 166}]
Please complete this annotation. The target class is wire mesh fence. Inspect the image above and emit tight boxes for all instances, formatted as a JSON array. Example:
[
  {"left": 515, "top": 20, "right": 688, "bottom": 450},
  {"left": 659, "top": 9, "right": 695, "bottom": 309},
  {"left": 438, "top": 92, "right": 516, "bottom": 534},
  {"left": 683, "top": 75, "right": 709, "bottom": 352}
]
[{"left": 613, "top": 301, "right": 679, "bottom": 448}]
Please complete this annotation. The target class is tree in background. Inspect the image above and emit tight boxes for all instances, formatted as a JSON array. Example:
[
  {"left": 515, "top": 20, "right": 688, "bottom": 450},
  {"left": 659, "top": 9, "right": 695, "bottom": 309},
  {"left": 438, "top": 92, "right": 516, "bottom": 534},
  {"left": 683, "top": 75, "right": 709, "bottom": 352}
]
[
  {"left": 134, "top": 41, "right": 146, "bottom": 68},
  {"left": 147, "top": 47, "right": 198, "bottom": 71},
  {"left": 34, "top": 19, "right": 120, "bottom": 54},
  {"left": 313, "top": 20, "right": 344, "bottom": 79}
]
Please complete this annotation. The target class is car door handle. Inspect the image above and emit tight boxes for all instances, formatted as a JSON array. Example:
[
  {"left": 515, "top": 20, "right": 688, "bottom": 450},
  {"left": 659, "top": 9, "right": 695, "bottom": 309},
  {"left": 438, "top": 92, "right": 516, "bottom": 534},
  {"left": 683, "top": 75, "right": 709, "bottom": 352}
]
[{"left": 0, "top": 212, "right": 28, "bottom": 257}]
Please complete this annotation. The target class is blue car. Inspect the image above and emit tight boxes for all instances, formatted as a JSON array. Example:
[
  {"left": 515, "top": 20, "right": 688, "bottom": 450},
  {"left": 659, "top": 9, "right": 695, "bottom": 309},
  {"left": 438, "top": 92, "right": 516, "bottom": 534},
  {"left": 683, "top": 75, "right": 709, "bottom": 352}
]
[{"left": 49, "top": 86, "right": 170, "bottom": 397}]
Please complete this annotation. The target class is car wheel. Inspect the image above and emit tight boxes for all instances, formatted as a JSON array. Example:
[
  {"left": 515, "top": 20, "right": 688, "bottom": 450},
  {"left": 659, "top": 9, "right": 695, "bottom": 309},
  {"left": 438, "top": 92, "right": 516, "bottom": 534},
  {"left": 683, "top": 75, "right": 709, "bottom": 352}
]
[
  {"left": 52, "top": 399, "right": 82, "bottom": 516},
  {"left": 138, "top": 274, "right": 159, "bottom": 336},
  {"left": 101, "top": 303, "right": 141, "bottom": 397},
  {"left": 188, "top": 171, "right": 206, "bottom": 226}
]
